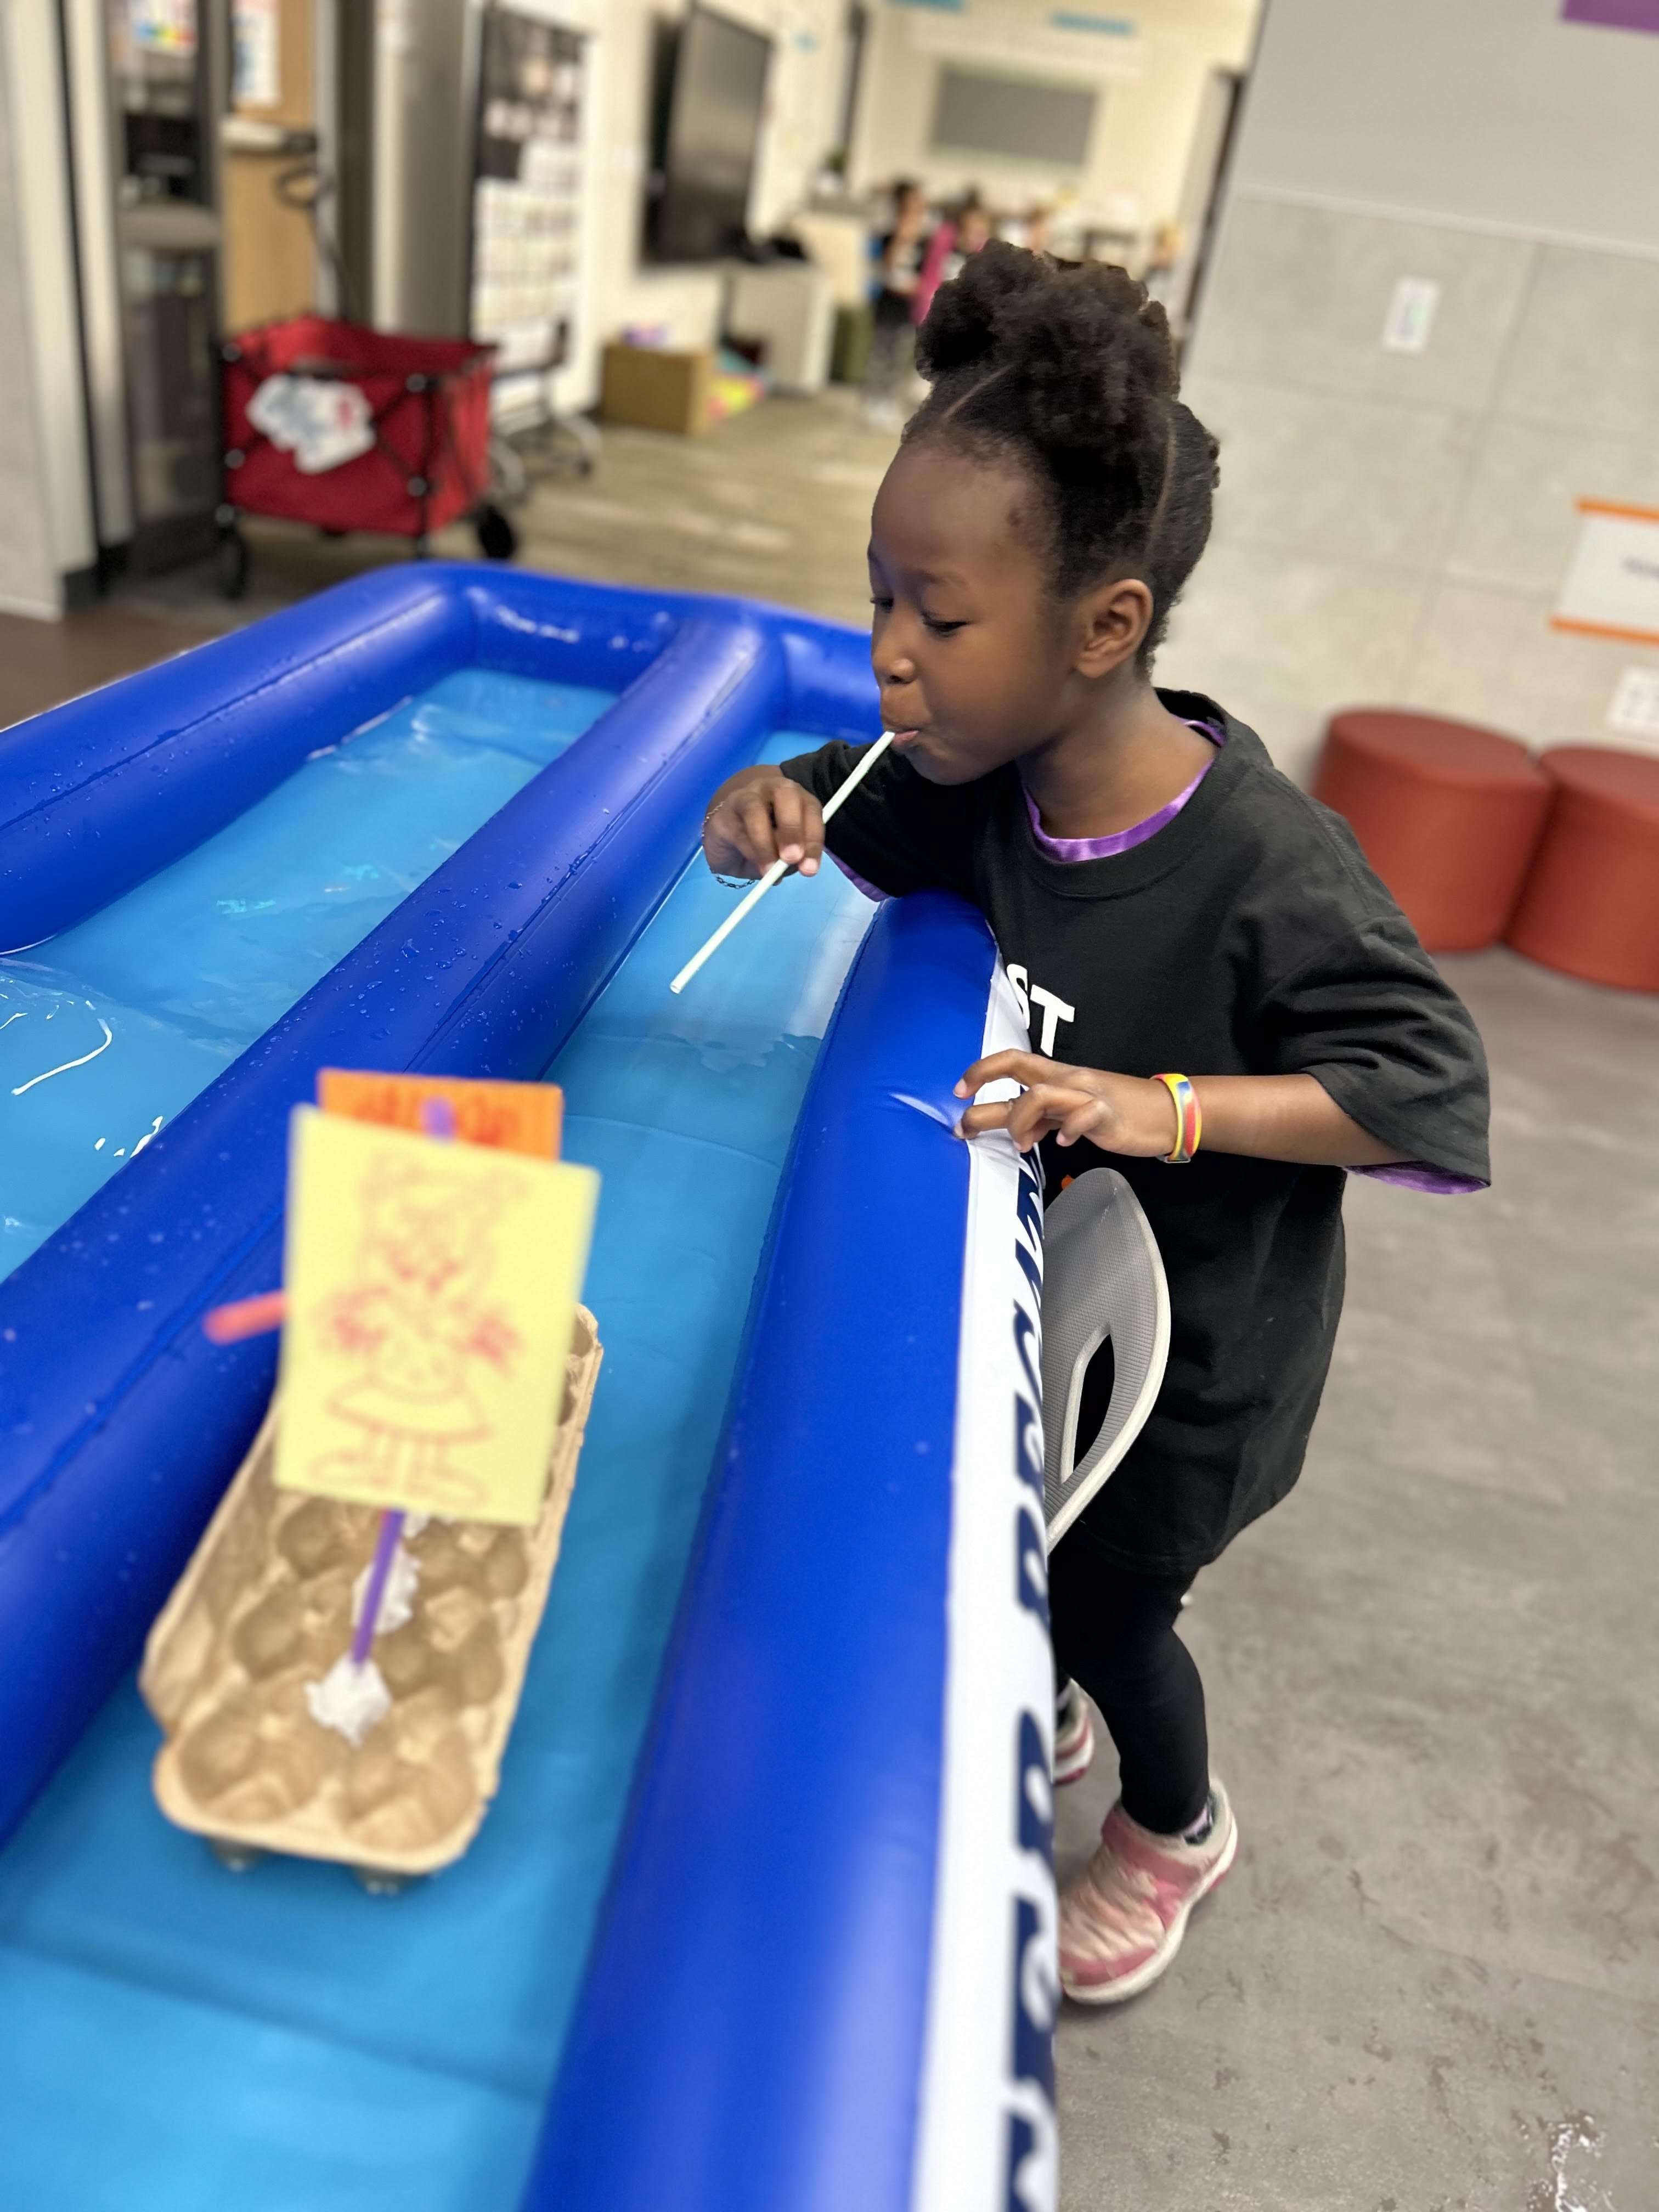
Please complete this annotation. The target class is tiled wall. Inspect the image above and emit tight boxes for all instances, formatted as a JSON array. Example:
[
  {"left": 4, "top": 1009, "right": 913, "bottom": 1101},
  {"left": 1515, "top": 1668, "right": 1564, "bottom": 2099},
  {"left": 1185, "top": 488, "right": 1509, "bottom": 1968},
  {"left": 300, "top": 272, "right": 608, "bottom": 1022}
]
[
  {"left": 1156, "top": 194, "right": 1659, "bottom": 785},
  {"left": 0, "top": 43, "right": 58, "bottom": 617}
]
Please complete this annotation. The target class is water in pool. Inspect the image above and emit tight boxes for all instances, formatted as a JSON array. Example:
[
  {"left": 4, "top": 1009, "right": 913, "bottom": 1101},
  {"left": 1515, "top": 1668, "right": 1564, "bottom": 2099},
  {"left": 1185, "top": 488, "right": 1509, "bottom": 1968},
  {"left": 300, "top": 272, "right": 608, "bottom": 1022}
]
[
  {"left": 0, "top": 732, "right": 875, "bottom": 2212},
  {"left": 0, "top": 668, "right": 613, "bottom": 1272}
]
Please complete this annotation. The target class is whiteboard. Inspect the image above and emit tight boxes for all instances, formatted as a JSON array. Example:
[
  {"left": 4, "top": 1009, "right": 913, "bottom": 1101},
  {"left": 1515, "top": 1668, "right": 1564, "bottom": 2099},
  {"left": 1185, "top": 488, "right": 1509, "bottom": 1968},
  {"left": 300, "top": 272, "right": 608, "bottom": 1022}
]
[{"left": 929, "top": 67, "right": 1098, "bottom": 168}]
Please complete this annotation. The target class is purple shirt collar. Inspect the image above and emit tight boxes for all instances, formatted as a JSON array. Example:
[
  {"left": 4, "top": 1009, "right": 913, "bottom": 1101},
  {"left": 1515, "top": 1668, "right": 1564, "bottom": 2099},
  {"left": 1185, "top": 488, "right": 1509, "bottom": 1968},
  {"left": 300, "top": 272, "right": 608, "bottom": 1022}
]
[{"left": 1021, "top": 721, "right": 1225, "bottom": 862}]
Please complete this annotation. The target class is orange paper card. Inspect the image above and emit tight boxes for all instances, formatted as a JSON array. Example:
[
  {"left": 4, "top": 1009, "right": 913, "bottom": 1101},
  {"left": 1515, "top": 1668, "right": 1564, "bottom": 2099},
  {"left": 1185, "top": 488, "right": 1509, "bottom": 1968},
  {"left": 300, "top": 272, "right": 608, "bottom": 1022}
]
[
  {"left": 274, "top": 1109, "right": 599, "bottom": 1525},
  {"left": 318, "top": 1068, "right": 562, "bottom": 1159}
]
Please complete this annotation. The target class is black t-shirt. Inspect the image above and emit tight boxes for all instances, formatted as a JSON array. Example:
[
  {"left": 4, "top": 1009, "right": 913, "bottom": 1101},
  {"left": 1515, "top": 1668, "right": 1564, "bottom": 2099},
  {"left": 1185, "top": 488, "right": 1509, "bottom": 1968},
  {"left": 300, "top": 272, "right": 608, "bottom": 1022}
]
[{"left": 784, "top": 694, "right": 1491, "bottom": 1575}]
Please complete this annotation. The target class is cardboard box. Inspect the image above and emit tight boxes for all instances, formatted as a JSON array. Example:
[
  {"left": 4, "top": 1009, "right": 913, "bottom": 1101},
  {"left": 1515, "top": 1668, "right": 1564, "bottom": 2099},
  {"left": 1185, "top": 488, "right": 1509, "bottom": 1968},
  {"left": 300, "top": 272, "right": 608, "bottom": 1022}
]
[{"left": 600, "top": 342, "right": 713, "bottom": 436}]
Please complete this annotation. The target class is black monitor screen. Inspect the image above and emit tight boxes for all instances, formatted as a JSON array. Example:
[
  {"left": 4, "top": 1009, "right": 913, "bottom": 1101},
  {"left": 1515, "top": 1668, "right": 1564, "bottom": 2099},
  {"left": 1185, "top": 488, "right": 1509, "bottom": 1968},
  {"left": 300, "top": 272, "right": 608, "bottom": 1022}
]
[{"left": 648, "top": 7, "right": 771, "bottom": 264}]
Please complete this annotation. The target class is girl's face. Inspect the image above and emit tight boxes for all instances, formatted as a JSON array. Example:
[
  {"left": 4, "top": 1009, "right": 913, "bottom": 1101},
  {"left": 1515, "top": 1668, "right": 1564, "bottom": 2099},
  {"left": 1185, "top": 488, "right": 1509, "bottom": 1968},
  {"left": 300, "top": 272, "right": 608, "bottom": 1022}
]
[{"left": 868, "top": 437, "right": 1145, "bottom": 781}]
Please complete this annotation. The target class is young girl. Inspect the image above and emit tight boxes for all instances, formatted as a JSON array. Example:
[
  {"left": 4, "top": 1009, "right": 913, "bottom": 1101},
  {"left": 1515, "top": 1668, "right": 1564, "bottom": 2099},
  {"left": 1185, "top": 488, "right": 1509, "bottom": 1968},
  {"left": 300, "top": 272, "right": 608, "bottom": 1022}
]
[{"left": 701, "top": 246, "right": 1489, "bottom": 2006}]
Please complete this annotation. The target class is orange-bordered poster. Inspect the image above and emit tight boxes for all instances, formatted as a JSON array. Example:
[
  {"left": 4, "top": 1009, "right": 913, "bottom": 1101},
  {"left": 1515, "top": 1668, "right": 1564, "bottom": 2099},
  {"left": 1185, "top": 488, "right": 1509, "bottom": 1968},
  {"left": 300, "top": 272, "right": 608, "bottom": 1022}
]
[{"left": 1552, "top": 499, "right": 1659, "bottom": 649}]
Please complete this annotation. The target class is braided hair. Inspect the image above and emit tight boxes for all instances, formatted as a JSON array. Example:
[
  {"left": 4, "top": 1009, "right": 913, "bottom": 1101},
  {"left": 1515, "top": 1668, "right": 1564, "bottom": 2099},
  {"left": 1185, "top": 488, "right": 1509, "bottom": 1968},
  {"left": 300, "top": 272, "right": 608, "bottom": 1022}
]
[{"left": 906, "top": 242, "right": 1220, "bottom": 662}]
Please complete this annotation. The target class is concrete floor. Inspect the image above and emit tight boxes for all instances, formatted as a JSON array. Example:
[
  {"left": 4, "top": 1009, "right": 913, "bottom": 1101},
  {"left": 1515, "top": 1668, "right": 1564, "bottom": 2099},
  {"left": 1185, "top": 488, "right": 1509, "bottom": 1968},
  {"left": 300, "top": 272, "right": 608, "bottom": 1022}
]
[
  {"left": 0, "top": 391, "right": 897, "bottom": 731},
  {"left": 3, "top": 389, "right": 1654, "bottom": 2208},
  {"left": 121, "top": 388, "right": 895, "bottom": 633},
  {"left": 0, "top": 602, "right": 219, "bottom": 731},
  {"left": 1057, "top": 950, "right": 1659, "bottom": 2210}
]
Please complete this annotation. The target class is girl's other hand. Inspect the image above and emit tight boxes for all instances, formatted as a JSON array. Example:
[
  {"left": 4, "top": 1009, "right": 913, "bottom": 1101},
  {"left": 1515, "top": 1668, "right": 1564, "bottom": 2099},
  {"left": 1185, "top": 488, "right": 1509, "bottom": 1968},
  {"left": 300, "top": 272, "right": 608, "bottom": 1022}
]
[
  {"left": 953, "top": 1051, "right": 1175, "bottom": 1156},
  {"left": 702, "top": 766, "right": 825, "bottom": 881},
  {"left": 953, "top": 1057, "right": 1409, "bottom": 1166}
]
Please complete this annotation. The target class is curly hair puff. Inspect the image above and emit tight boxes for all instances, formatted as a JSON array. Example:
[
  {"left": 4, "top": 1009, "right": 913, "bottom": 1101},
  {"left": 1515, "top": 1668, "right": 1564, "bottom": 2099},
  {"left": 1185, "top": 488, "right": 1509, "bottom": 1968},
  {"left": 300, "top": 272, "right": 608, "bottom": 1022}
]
[{"left": 907, "top": 242, "right": 1220, "bottom": 662}]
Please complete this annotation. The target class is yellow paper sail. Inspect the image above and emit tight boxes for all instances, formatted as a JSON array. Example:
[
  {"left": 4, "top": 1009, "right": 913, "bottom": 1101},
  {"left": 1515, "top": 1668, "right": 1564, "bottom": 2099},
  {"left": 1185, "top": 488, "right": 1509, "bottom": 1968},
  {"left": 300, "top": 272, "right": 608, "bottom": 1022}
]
[{"left": 273, "top": 1107, "right": 599, "bottom": 1526}]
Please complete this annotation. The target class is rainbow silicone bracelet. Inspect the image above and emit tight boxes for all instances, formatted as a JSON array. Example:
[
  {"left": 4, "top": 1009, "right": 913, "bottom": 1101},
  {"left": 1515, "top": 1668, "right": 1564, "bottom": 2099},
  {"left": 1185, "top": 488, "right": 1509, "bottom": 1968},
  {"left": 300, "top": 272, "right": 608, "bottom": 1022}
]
[{"left": 1153, "top": 1071, "right": 1201, "bottom": 1164}]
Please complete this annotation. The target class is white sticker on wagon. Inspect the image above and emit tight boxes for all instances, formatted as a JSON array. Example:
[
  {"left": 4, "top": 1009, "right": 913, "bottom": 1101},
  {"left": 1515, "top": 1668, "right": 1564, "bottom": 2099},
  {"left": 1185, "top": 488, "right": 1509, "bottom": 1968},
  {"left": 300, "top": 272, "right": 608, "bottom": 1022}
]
[{"left": 247, "top": 375, "right": 376, "bottom": 475}]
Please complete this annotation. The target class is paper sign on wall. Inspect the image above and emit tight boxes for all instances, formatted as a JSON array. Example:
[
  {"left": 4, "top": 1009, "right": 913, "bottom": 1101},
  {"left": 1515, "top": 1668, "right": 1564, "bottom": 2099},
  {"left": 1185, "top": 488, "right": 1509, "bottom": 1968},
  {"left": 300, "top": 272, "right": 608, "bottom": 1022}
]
[
  {"left": 1381, "top": 277, "right": 1440, "bottom": 355},
  {"left": 1607, "top": 667, "right": 1659, "bottom": 741},
  {"left": 1553, "top": 500, "right": 1659, "bottom": 648},
  {"left": 274, "top": 1109, "right": 598, "bottom": 1526},
  {"left": 130, "top": 0, "right": 197, "bottom": 57},
  {"left": 230, "top": 0, "right": 280, "bottom": 107}
]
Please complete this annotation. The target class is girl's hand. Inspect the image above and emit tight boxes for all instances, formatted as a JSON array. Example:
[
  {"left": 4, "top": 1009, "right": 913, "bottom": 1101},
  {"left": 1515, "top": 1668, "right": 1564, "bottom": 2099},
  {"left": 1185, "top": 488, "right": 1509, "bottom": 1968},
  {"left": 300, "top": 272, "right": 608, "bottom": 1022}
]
[
  {"left": 702, "top": 767, "right": 825, "bottom": 881},
  {"left": 953, "top": 1052, "right": 1175, "bottom": 1156},
  {"left": 953, "top": 1057, "right": 1409, "bottom": 1167}
]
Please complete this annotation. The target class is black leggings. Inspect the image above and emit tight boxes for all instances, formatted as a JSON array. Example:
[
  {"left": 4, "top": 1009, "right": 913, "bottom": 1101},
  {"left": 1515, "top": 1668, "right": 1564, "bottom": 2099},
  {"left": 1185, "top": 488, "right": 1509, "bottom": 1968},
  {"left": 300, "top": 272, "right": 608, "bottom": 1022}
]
[{"left": 1049, "top": 1538, "right": 1210, "bottom": 1836}]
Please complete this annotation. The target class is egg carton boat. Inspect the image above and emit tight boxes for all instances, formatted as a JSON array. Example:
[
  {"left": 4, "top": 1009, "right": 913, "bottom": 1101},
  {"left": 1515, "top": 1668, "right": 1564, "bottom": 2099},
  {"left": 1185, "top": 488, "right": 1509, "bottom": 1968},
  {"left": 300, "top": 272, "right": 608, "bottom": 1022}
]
[{"left": 140, "top": 1311, "right": 601, "bottom": 1882}]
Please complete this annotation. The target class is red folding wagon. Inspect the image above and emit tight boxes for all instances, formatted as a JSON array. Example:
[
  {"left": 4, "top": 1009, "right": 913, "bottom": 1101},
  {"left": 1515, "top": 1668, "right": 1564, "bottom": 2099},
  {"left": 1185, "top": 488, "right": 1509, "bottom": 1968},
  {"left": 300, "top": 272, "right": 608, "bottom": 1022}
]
[{"left": 217, "top": 315, "right": 517, "bottom": 598}]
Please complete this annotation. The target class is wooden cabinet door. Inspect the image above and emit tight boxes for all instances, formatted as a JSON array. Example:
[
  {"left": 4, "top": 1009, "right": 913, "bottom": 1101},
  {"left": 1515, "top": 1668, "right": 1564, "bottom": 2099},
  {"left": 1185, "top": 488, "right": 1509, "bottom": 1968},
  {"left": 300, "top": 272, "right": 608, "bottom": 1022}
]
[{"left": 222, "top": 0, "right": 318, "bottom": 331}]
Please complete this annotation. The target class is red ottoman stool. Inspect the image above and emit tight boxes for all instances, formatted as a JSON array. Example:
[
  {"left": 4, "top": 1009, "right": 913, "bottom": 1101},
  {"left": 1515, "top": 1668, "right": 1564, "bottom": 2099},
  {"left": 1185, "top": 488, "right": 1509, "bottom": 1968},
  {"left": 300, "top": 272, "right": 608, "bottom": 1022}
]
[
  {"left": 1313, "top": 710, "right": 1551, "bottom": 952},
  {"left": 1505, "top": 747, "right": 1659, "bottom": 992}
]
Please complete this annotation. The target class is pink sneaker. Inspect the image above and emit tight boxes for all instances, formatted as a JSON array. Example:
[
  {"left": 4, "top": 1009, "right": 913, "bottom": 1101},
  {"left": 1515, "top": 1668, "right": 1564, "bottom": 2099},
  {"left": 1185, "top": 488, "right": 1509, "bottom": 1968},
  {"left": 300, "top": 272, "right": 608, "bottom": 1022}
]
[
  {"left": 1054, "top": 1680, "right": 1094, "bottom": 1785},
  {"left": 1059, "top": 1780, "right": 1237, "bottom": 2004}
]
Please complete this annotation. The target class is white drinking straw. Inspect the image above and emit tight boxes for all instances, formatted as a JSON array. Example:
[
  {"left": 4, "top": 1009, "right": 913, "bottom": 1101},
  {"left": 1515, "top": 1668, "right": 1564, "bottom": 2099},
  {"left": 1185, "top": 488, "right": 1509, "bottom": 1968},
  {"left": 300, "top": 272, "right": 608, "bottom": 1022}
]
[{"left": 669, "top": 730, "right": 898, "bottom": 995}]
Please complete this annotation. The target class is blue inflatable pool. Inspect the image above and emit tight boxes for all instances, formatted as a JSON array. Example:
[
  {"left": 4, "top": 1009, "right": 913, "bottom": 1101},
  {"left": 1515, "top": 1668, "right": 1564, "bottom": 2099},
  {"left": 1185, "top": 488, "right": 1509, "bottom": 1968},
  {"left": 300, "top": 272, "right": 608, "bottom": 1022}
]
[{"left": 0, "top": 568, "right": 1056, "bottom": 2212}]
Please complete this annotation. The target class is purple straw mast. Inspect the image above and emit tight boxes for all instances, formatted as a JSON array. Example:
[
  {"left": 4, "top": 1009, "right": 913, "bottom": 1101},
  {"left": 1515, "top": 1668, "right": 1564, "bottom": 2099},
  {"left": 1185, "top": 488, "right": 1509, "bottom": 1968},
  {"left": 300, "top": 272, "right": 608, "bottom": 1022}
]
[{"left": 350, "top": 1508, "right": 407, "bottom": 1667}]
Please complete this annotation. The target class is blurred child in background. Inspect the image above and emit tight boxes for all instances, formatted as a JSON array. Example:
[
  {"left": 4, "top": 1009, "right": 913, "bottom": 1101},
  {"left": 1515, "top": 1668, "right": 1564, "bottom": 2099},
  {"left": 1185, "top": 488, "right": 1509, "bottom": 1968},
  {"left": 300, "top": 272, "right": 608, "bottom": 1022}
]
[
  {"left": 861, "top": 178, "right": 932, "bottom": 431},
  {"left": 912, "top": 190, "right": 994, "bottom": 326}
]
